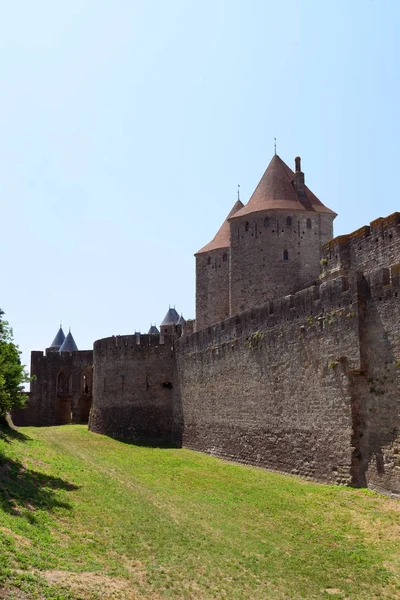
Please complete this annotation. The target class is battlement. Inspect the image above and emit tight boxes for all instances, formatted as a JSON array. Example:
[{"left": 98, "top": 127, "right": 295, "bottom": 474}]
[
  {"left": 93, "top": 334, "right": 174, "bottom": 360},
  {"left": 31, "top": 349, "right": 93, "bottom": 367},
  {"left": 179, "top": 274, "right": 356, "bottom": 352},
  {"left": 90, "top": 334, "right": 177, "bottom": 444},
  {"left": 362, "top": 263, "right": 400, "bottom": 300},
  {"left": 322, "top": 212, "right": 400, "bottom": 273}
]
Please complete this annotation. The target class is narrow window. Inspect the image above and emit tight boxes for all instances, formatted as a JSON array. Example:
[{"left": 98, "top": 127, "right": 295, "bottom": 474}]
[
  {"left": 57, "top": 370, "right": 67, "bottom": 397},
  {"left": 82, "top": 374, "right": 90, "bottom": 395},
  {"left": 283, "top": 249, "right": 289, "bottom": 260},
  {"left": 121, "top": 375, "right": 125, "bottom": 390},
  {"left": 307, "top": 218, "right": 312, "bottom": 229},
  {"left": 207, "top": 256, "right": 211, "bottom": 265},
  {"left": 245, "top": 221, "right": 249, "bottom": 232},
  {"left": 222, "top": 253, "right": 227, "bottom": 262},
  {"left": 264, "top": 217, "right": 269, "bottom": 227},
  {"left": 286, "top": 216, "right": 292, "bottom": 226}
]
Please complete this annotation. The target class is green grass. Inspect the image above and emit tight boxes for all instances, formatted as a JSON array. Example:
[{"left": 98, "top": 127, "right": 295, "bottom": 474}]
[{"left": 0, "top": 425, "right": 399, "bottom": 600}]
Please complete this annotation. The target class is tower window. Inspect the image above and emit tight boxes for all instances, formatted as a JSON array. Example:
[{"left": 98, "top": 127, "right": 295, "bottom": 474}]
[
  {"left": 222, "top": 253, "right": 227, "bottom": 262},
  {"left": 283, "top": 249, "right": 289, "bottom": 261},
  {"left": 245, "top": 221, "right": 249, "bottom": 232},
  {"left": 207, "top": 256, "right": 211, "bottom": 265},
  {"left": 286, "top": 216, "right": 292, "bottom": 226},
  {"left": 307, "top": 218, "right": 312, "bottom": 229},
  {"left": 264, "top": 217, "right": 270, "bottom": 227}
]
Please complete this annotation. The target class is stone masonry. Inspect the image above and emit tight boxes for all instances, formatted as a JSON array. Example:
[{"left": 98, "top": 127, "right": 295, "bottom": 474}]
[{"left": 18, "top": 153, "right": 400, "bottom": 495}]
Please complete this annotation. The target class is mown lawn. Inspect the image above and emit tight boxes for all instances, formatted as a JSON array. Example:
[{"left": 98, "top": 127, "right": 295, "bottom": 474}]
[{"left": 0, "top": 425, "right": 399, "bottom": 600}]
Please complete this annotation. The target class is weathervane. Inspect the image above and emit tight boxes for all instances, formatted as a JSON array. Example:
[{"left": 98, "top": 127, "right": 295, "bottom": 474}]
[
  {"left": 274, "top": 137, "right": 277, "bottom": 155},
  {"left": 237, "top": 184, "right": 241, "bottom": 201}
]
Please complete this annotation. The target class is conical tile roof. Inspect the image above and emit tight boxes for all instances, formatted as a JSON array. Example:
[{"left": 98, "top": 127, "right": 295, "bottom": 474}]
[
  {"left": 229, "top": 155, "right": 336, "bottom": 220},
  {"left": 148, "top": 325, "right": 160, "bottom": 335},
  {"left": 160, "top": 308, "right": 180, "bottom": 326},
  {"left": 59, "top": 330, "right": 78, "bottom": 353},
  {"left": 177, "top": 314, "right": 185, "bottom": 325},
  {"left": 195, "top": 199, "right": 244, "bottom": 255},
  {"left": 49, "top": 326, "right": 65, "bottom": 350}
]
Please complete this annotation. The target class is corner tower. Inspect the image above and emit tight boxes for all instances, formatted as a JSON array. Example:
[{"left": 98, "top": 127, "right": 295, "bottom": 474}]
[
  {"left": 228, "top": 155, "right": 336, "bottom": 315},
  {"left": 195, "top": 198, "right": 243, "bottom": 330}
]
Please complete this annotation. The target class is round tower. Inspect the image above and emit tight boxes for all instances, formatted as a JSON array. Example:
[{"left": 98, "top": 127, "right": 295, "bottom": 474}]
[
  {"left": 159, "top": 307, "right": 180, "bottom": 336},
  {"left": 195, "top": 198, "right": 243, "bottom": 331},
  {"left": 228, "top": 155, "right": 336, "bottom": 315},
  {"left": 89, "top": 334, "right": 176, "bottom": 443}
]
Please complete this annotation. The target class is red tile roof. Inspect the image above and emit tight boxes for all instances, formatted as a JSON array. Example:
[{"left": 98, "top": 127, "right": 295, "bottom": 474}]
[
  {"left": 195, "top": 199, "right": 244, "bottom": 255},
  {"left": 229, "top": 155, "right": 336, "bottom": 220}
]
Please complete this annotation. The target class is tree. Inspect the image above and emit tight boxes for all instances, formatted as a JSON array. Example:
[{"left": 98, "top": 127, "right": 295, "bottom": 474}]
[{"left": 0, "top": 309, "right": 29, "bottom": 423}]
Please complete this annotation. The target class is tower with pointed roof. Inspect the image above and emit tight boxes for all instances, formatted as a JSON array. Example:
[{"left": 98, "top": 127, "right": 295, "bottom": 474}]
[
  {"left": 228, "top": 154, "right": 336, "bottom": 315},
  {"left": 195, "top": 198, "right": 243, "bottom": 330},
  {"left": 46, "top": 326, "right": 66, "bottom": 353},
  {"left": 160, "top": 307, "right": 180, "bottom": 336},
  {"left": 59, "top": 329, "right": 79, "bottom": 353}
]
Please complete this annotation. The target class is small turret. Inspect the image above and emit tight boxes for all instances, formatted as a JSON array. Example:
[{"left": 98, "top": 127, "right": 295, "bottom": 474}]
[
  {"left": 47, "top": 325, "right": 65, "bottom": 353},
  {"left": 59, "top": 329, "right": 78, "bottom": 353},
  {"left": 195, "top": 198, "right": 244, "bottom": 331},
  {"left": 148, "top": 325, "right": 160, "bottom": 335},
  {"left": 160, "top": 307, "right": 180, "bottom": 336},
  {"left": 175, "top": 314, "right": 186, "bottom": 339}
]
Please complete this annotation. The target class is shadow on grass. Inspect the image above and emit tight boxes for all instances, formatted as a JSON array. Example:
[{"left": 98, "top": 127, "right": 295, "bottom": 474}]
[
  {"left": 116, "top": 439, "right": 181, "bottom": 449},
  {"left": 0, "top": 424, "right": 30, "bottom": 444},
  {"left": 0, "top": 423, "right": 79, "bottom": 520}
]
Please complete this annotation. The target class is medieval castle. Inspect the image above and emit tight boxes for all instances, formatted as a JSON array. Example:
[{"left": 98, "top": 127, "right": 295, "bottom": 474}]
[{"left": 13, "top": 154, "right": 400, "bottom": 496}]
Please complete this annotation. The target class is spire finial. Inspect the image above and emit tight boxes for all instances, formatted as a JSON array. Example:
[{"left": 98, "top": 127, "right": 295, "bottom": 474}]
[
  {"left": 274, "top": 137, "right": 277, "bottom": 155},
  {"left": 237, "top": 184, "right": 240, "bottom": 201}
]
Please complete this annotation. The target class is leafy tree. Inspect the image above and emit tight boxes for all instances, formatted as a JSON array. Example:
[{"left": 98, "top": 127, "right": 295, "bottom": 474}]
[{"left": 0, "top": 309, "right": 29, "bottom": 423}]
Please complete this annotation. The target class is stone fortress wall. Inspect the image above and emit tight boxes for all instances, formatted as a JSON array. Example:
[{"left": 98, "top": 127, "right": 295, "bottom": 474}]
[
  {"left": 176, "top": 213, "right": 400, "bottom": 494},
  {"left": 85, "top": 212, "right": 400, "bottom": 494},
  {"left": 12, "top": 349, "right": 93, "bottom": 427},
  {"left": 89, "top": 333, "right": 182, "bottom": 445},
  {"left": 322, "top": 212, "right": 400, "bottom": 274},
  {"left": 16, "top": 148, "right": 400, "bottom": 497}
]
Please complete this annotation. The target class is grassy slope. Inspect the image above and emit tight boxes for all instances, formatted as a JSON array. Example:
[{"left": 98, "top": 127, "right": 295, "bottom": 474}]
[{"left": 0, "top": 426, "right": 399, "bottom": 600}]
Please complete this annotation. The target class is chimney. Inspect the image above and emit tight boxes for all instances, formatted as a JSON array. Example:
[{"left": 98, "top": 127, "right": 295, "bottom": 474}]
[{"left": 292, "top": 156, "right": 305, "bottom": 196}]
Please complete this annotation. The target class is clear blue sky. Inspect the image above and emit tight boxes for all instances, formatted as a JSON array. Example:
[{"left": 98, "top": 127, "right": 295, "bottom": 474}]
[{"left": 1, "top": 0, "right": 399, "bottom": 371}]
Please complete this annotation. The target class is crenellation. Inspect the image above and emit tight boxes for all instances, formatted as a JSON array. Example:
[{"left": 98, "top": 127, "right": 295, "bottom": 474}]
[
  {"left": 178, "top": 276, "right": 356, "bottom": 356},
  {"left": 12, "top": 345, "right": 94, "bottom": 427},
  {"left": 18, "top": 151, "right": 400, "bottom": 496},
  {"left": 323, "top": 212, "right": 400, "bottom": 277},
  {"left": 89, "top": 333, "right": 178, "bottom": 444}
]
